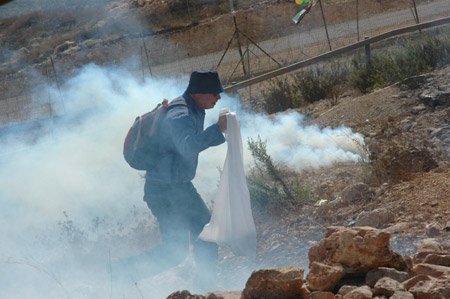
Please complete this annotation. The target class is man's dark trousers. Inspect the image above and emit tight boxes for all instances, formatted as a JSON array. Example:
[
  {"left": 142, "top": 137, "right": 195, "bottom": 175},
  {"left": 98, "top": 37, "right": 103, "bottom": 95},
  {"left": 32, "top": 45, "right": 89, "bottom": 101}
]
[{"left": 143, "top": 180, "right": 218, "bottom": 281}]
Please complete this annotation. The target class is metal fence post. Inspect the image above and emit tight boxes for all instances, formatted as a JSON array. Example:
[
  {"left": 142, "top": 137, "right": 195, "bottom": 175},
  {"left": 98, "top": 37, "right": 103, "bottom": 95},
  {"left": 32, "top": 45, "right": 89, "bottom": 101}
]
[
  {"left": 365, "top": 36, "right": 371, "bottom": 68},
  {"left": 356, "top": 0, "right": 360, "bottom": 41}
]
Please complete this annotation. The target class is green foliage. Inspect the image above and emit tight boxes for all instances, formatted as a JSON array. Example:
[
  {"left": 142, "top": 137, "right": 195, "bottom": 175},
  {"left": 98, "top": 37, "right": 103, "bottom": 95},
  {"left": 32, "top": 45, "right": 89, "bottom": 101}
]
[
  {"left": 261, "top": 77, "right": 302, "bottom": 114},
  {"left": 247, "top": 136, "right": 312, "bottom": 213},
  {"left": 295, "top": 63, "right": 347, "bottom": 105},
  {"left": 261, "top": 29, "right": 450, "bottom": 109},
  {"left": 261, "top": 63, "right": 347, "bottom": 113},
  {"left": 351, "top": 29, "right": 450, "bottom": 92}
]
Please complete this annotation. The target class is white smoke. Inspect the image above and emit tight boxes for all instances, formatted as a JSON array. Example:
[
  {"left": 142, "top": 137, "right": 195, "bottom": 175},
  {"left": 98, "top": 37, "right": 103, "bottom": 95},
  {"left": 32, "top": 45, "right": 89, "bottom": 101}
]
[{"left": 0, "top": 64, "right": 363, "bottom": 299}]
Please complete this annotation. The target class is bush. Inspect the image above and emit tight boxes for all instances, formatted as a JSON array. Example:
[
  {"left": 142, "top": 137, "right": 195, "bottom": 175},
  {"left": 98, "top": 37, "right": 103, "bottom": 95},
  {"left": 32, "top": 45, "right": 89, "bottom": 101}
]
[
  {"left": 261, "top": 76, "right": 302, "bottom": 114},
  {"left": 247, "top": 136, "right": 313, "bottom": 213},
  {"left": 295, "top": 63, "right": 347, "bottom": 105},
  {"left": 351, "top": 29, "right": 450, "bottom": 92},
  {"left": 261, "top": 29, "right": 450, "bottom": 112}
]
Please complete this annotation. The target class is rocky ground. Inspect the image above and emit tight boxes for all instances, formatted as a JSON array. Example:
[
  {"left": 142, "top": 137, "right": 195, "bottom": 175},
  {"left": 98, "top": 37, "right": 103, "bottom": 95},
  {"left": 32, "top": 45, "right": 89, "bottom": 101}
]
[{"left": 172, "top": 65, "right": 450, "bottom": 299}]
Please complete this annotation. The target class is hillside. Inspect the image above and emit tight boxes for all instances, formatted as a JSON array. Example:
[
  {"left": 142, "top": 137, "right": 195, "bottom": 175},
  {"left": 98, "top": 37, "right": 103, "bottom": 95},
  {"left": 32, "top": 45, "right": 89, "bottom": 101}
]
[
  {"left": 0, "top": 0, "right": 431, "bottom": 97},
  {"left": 214, "top": 65, "right": 450, "bottom": 297}
]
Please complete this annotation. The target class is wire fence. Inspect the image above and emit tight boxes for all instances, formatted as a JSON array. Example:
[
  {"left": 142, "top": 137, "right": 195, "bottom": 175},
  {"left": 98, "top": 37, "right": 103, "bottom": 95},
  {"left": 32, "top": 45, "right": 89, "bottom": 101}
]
[{"left": 1, "top": 0, "right": 450, "bottom": 128}]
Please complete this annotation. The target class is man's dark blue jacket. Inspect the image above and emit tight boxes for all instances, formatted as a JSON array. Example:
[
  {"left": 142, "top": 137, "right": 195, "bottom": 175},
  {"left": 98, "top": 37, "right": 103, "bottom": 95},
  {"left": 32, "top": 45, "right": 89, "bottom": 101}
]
[{"left": 145, "top": 92, "right": 225, "bottom": 183}]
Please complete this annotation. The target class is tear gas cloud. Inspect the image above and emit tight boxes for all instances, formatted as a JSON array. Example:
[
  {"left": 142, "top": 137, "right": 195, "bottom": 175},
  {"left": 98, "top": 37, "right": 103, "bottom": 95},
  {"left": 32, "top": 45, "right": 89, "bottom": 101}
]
[{"left": 0, "top": 64, "right": 364, "bottom": 298}]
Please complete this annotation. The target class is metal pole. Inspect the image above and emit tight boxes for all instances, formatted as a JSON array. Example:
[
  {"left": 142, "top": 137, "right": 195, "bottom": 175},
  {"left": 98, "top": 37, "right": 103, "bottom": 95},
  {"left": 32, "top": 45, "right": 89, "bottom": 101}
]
[
  {"left": 412, "top": 0, "right": 420, "bottom": 24},
  {"left": 141, "top": 34, "right": 153, "bottom": 77},
  {"left": 318, "top": 0, "right": 332, "bottom": 51},
  {"left": 233, "top": 15, "right": 247, "bottom": 76},
  {"left": 239, "top": 31, "right": 282, "bottom": 67},
  {"left": 228, "top": 0, "right": 246, "bottom": 75},
  {"left": 140, "top": 44, "right": 145, "bottom": 81},
  {"left": 225, "top": 48, "right": 249, "bottom": 86},
  {"left": 364, "top": 36, "right": 371, "bottom": 69},
  {"left": 228, "top": 0, "right": 235, "bottom": 12},
  {"left": 50, "top": 56, "right": 66, "bottom": 114},
  {"left": 186, "top": 0, "right": 192, "bottom": 22},
  {"left": 217, "top": 31, "right": 237, "bottom": 68},
  {"left": 45, "top": 67, "right": 53, "bottom": 117},
  {"left": 246, "top": 16, "right": 251, "bottom": 99},
  {"left": 356, "top": 0, "right": 360, "bottom": 41}
]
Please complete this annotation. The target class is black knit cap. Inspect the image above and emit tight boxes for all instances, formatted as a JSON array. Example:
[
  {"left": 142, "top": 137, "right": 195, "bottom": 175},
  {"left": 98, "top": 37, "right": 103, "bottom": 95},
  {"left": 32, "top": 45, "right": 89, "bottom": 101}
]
[{"left": 185, "top": 68, "right": 224, "bottom": 95}]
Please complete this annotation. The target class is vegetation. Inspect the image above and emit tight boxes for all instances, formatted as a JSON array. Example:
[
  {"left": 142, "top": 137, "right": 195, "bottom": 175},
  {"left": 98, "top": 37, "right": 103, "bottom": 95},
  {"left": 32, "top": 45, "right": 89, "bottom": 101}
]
[
  {"left": 247, "top": 136, "right": 313, "bottom": 214},
  {"left": 261, "top": 28, "right": 450, "bottom": 113},
  {"left": 261, "top": 62, "right": 347, "bottom": 114}
]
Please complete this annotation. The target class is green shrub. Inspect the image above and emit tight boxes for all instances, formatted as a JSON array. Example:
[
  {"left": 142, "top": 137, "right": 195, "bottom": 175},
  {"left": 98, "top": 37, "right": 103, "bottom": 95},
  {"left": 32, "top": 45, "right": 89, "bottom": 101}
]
[
  {"left": 261, "top": 29, "right": 450, "bottom": 111},
  {"left": 351, "top": 29, "right": 450, "bottom": 92},
  {"left": 261, "top": 63, "right": 347, "bottom": 113},
  {"left": 247, "top": 136, "right": 313, "bottom": 213},
  {"left": 261, "top": 77, "right": 302, "bottom": 114},
  {"left": 294, "top": 63, "right": 347, "bottom": 105}
]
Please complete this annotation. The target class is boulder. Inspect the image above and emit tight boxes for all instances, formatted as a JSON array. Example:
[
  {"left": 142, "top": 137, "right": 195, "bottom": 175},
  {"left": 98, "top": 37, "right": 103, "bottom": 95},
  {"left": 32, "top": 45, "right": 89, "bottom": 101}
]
[
  {"left": 389, "top": 291, "right": 414, "bottom": 299},
  {"left": 365, "top": 267, "right": 410, "bottom": 287},
  {"left": 306, "top": 262, "right": 346, "bottom": 291},
  {"left": 419, "top": 89, "right": 450, "bottom": 107},
  {"left": 342, "top": 286, "right": 372, "bottom": 299},
  {"left": 414, "top": 239, "right": 446, "bottom": 263},
  {"left": 241, "top": 266, "right": 305, "bottom": 299},
  {"left": 372, "top": 146, "right": 438, "bottom": 183},
  {"left": 373, "top": 277, "right": 405, "bottom": 297},
  {"left": 401, "top": 274, "right": 432, "bottom": 290},
  {"left": 307, "top": 291, "right": 335, "bottom": 299},
  {"left": 409, "top": 275, "right": 450, "bottom": 299},
  {"left": 308, "top": 226, "right": 406, "bottom": 275},
  {"left": 425, "top": 222, "right": 443, "bottom": 237},
  {"left": 166, "top": 290, "right": 206, "bottom": 299},
  {"left": 341, "top": 183, "right": 373, "bottom": 203},
  {"left": 423, "top": 254, "right": 450, "bottom": 267},
  {"left": 337, "top": 285, "right": 357, "bottom": 296},
  {"left": 206, "top": 291, "right": 240, "bottom": 299},
  {"left": 411, "top": 263, "right": 450, "bottom": 278},
  {"left": 354, "top": 208, "right": 395, "bottom": 228}
]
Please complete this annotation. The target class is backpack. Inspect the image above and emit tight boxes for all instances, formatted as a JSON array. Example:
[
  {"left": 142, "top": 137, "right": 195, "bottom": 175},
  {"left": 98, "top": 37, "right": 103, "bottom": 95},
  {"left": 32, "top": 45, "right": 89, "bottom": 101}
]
[{"left": 123, "top": 97, "right": 187, "bottom": 170}]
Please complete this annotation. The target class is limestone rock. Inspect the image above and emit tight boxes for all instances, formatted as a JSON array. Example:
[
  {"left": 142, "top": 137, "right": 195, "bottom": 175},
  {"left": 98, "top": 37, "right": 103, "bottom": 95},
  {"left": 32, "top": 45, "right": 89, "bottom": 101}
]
[
  {"left": 166, "top": 290, "right": 206, "bottom": 299},
  {"left": 354, "top": 208, "right": 395, "bottom": 228},
  {"left": 411, "top": 263, "right": 450, "bottom": 278},
  {"left": 401, "top": 274, "right": 432, "bottom": 290},
  {"left": 409, "top": 275, "right": 450, "bottom": 299},
  {"left": 389, "top": 290, "right": 414, "bottom": 299},
  {"left": 426, "top": 222, "right": 443, "bottom": 237},
  {"left": 414, "top": 239, "right": 446, "bottom": 263},
  {"left": 423, "top": 254, "right": 450, "bottom": 267},
  {"left": 373, "top": 277, "right": 405, "bottom": 297},
  {"left": 206, "top": 291, "right": 240, "bottom": 299},
  {"left": 365, "top": 267, "right": 410, "bottom": 287},
  {"left": 306, "top": 262, "right": 346, "bottom": 291},
  {"left": 337, "top": 285, "right": 357, "bottom": 296},
  {"left": 308, "top": 226, "right": 406, "bottom": 275},
  {"left": 342, "top": 286, "right": 372, "bottom": 299},
  {"left": 341, "top": 183, "right": 373, "bottom": 203},
  {"left": 241, "top": 266, "right": 304, "bottom": 299},
  {"left": 307, "top": 291, "right": 335, "bottom": 299}
]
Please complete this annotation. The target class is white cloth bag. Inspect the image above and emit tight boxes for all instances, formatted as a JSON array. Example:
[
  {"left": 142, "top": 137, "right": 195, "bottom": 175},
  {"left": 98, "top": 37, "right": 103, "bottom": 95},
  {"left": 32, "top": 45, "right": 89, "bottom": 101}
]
[{"left": 199, "top": 111, "right": 256, "bottom": 257}]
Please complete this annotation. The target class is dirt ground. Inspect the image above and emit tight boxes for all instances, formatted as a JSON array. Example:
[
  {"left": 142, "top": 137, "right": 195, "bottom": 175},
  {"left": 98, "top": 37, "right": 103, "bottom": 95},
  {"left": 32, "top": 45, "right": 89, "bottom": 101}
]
[
  {"left": 211, "top": 65, "right": 450, "bottom": 295},
  {"left": 243, "top": 64, "right": 450, "bottom": 278}
]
